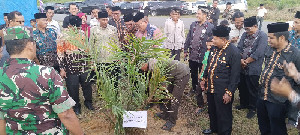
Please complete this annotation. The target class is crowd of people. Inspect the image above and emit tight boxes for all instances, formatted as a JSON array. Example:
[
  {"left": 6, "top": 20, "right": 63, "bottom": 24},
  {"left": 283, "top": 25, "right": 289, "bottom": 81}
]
[{"left": 0, "top": 0, "right": 299, "bottom": 134}]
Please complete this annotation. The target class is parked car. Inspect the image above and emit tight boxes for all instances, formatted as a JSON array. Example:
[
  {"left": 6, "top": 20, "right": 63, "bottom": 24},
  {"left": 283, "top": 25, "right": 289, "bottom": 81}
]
[
  {"left": 195, "top": 1, "right": 208, "bottom": 8},
  {"left": 143, "top": 1, "right": 162, "bottom": 16},
  {"left": 120, "top": 2, "right": 143, "bottom": 15},
  {"left": 54, "top": 3, "right": 66, "bottom": 14},
  {"left": 81, "top": 0, "right": 113, "bottom": 15},
  {"left": 218, "top": 0, "right": 248, "bottom": 13},
  {"left": 149, "top": 1, "right": 189, "bottom": 16},
  {"left": 185, "top": 2, "right": 198, "bottom": 14}
]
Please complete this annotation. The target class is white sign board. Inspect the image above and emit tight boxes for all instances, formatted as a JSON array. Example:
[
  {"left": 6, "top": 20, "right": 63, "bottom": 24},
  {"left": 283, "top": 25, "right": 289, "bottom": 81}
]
[{"left": 123, "top": 111, "right": 147, "bottom": 128}]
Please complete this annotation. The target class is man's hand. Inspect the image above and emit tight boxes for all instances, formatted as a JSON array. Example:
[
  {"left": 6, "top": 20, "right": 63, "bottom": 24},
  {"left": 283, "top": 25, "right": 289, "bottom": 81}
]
[
  {"left": 60, "top": 69, "right": 67, "bottom": 78},
  {"left": 230, "top": 37, "right": 239, "bottom": 43},
  {"left": 270, "top": 77, "right": 293, "bottom": 98},
  {"left": 141, "top": 63, "right": 148, "bottom": 72},
  {"left": 241, "top": 59, "right": 247, "bottom": 68},
  {"left": 209, "top": 19, "right": 213, "bottom": 23},
  {"left": 245, "top": 57, "right": 255, "bottom": 64},
  {"left": 283, "top": 60, "right": 299, "bottom": 80},
  {"left": 184, "top": 52, "right": 188, "bottom": 60},
  {"left": 223, "top": 93, "right": 232, "bottom": 104},
  {"left": 200, "top": 81, "right": 205, "bottom": 91}
]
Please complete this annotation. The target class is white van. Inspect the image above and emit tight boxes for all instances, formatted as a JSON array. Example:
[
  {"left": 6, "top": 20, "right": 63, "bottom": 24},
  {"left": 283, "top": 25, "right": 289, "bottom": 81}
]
[
  {"left": 186, "top": 2, "right": 198, "bottom": 14},
  {"left": 218, "top": 0, "right": 248, "bottom": 13}
]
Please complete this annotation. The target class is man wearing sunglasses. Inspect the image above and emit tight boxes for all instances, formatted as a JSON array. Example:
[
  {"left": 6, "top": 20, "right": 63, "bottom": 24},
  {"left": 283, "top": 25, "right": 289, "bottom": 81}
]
[{"left": 0, "top": 11, "right": 25, "bottom": 67}]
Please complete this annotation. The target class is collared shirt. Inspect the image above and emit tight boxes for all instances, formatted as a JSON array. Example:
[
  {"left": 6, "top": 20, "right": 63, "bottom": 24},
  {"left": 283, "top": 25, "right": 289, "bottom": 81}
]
[
  {"left": 209, "top": 7, "right": 220, "bottom": 26},
  {"left": 108, "top": 18, "right": 125, "bottom": 42},
  {"left": 289, "top": 30, "right": 300, "bottom": 49},
  {"left": 163, "top": 18, "right": 185, "bottom": 50},
  {"left": 240, "top": 30, "right": 260, "bottom": 59},
  {"left": 135, "top": 23, "right": 162, "bottom": 40},
  {"left": 184, "top": 21, "right": 214, "bottom": 63},
  {"left": 89, "top": 25, "right": 119, "bottom": 63},
  {"left": 47, "top": 19, "right": 61, "bottom": 35},
  {"left": 203, "top": 43, "right": 241, "bottom": 94},
  {"left": 222, "top": 9, "right": 234, "bottom": 22},
  {"left": 0, "top": 58, "right": 75, "bottom": 134},
  {"left": 238, "top": 30, "right": 268, "bottom": 76},
  {"left": 257, "top": 7, "right": 267, "bottom": 17},
  {"left": 33, "top": 28, "right": 59, "bottom": 68},
  {"left": 57, "top": 29, "right": 89, "bottom": 74},
  {"left": 259, "top": 44, "right": 300, "bottom": 104},
  {"left": 229, "top": 24, "right": 245, "bottom": 46},
  {"left": 90, "top": 18, "right": 99, "bottom": 27}
]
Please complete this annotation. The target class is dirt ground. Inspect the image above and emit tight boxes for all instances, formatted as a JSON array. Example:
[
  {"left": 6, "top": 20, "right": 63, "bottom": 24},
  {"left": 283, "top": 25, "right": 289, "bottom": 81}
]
[{"left": 78, "top": 84, "right": 205, "bottom": 135}]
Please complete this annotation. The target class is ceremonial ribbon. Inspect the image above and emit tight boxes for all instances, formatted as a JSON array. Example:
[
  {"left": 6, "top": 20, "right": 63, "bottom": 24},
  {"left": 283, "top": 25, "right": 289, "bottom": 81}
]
[{"left": 39, "top": 0, "right": 44, "bottom": 13}]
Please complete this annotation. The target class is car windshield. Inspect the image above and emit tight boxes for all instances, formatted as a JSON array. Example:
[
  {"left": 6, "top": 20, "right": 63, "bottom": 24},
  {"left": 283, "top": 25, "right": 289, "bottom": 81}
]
[{"left": 196, "top": 1, "right": 206, "bottom": 4}]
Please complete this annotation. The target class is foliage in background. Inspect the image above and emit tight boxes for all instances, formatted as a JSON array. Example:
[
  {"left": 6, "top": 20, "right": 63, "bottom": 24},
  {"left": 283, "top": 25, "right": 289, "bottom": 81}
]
[
  {"left": 247, "top": 0, "right": 300, "bottom": 10},
  {"left": 64, "top": 28, "right": 172, "bottom": 134}
]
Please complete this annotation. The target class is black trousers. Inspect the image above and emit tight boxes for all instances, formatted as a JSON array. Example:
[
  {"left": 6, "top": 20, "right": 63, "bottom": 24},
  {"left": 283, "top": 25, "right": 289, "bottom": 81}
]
[
  {"left": 189, "top": 60, "right": 202, "bottom": 92},
  {"left": 170, "top": 49, "right": 181, "bottom": 61},
  {"left": 65, "top": 72, "right": 93, "bottom": 108},
  {"left": 160, "top": 75, "right": 190, "bottom": 124},
  {"left": 257, "top": 99, "right": 288, "bottom": 135},
  {"left": 238, "top": 74, "right": 259, "bottom": 110},
  {"left": 207, "top": 93, "right": 233, "bottom": 135}
]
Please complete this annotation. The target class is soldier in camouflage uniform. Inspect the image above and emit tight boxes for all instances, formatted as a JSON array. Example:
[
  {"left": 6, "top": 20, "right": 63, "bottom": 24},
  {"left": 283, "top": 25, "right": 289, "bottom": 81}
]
[{"left": 0, "top": 27, "right": 84, "bottom": 134}]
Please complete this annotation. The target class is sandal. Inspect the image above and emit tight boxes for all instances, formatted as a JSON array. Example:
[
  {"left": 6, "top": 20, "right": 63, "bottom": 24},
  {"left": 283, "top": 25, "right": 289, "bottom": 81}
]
[
  {"left": 161, "top": 120, "right": 175, "bottom": 131},
  {"left": 155, "top": 112, "right": 167, "bottom": 120}
]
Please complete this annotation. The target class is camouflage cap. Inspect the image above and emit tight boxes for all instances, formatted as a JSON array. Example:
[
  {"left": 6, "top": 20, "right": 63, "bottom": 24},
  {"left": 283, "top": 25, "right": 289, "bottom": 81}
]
[{"left": 3, "top": 26, "right": 31, "bottom": 41}]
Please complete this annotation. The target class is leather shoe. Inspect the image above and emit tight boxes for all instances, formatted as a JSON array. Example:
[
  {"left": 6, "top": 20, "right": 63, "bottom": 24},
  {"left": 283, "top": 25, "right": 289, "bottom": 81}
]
[
  {"left": 246, "top": 110, "right": 256, "bottom": 119},
  {"left": 202, "top": 129, "right": 214, "bottom": 134},
  {"left": 73, "top": 107, "right": 81, "bottom": 115},
  {"left": 84, "top": 102, "right": 94, "bottom": 110}
]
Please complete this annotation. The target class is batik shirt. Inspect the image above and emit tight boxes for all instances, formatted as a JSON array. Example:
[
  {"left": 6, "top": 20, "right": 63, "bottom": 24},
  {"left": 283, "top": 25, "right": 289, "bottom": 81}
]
[
  {"left": 57, "top": 30, "right": 89, "bottom": 74},
  {"left": 135, "top": 24, "right": 163, "bottom": 40},
  {"left": 0, "top": 58, "right": 75, "bottom": 134},
  {"left": 108, "top": 18, "right": 125, "bottom": 42},
  {"left": 33, "top": 28, "right": 60, "bottom": 68},
  {"left": 89, "top": 25, "right": 119, "bottom": 63},
  {"left": 289, "top": 30, "right": 300, "bottom": 49}
]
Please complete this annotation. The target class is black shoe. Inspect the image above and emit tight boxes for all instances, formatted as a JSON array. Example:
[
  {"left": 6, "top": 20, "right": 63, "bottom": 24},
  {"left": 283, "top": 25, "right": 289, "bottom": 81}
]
[
  {"left": 235, "top": 105, "right": 247, "bottom": 110},
  {"left": 73, "top": 107, "right": 81, "bottom": 115},
  {"left": 202, "top": 129, "right": 214, "bottom": 134},
  {"left": 246, "top": 110, "right": 256, "bottom": 119},
  {"left": 84, "top": 102, "right": 94, "bottom": 110}
]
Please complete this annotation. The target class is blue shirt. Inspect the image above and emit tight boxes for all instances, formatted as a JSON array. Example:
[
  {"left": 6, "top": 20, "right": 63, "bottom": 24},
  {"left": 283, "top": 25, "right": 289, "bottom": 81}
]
[
  {"left": 289, "top": 30, "right": 300, "bottom": 49},
  {"left": 33, "top": 28, "right": 59, "bottom": 67}
]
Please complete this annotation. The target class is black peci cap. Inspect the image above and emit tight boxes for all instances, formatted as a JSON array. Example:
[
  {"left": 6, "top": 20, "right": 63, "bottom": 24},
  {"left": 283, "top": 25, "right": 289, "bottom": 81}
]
[
  {"left": 111, "top": 6, "right": 121, "bottom": 11},
  {"left": 123, "top": 13, "right": 133, "bottom": 22},
  {"left": 213, "top": 25, "right": 231, "bottom": 37},
  {"left": 98, "top": 11, "right": 108, "bottom": 18},
  {"left": 45, "top": 6, "right": 54, "bottom": 11},
  {"left": 34, "top": 13, "right": 47, "bottom": 19},
  {"left": 295, "top": 11, "right": 300, "bottom": 19},
  {"left": 267, "top": 22, "right": 289, "bottom": 33},
  {"left": 244, "top": 16, "right": 257, "bottom": 27},
  {"left": 133, "top": 12, "right": 144, "bottom": 22}
]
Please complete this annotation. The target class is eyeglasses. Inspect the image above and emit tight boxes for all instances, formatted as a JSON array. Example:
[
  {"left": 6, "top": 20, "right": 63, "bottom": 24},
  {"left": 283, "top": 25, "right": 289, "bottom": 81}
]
[{"left": 15, "top": 20, "right": 25, "bottom": 24}]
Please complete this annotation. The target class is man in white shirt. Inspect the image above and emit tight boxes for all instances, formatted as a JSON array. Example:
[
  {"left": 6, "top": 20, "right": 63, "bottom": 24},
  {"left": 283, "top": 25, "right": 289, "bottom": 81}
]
[
  {"left": 90, "top": 7, "right": 100, "bottom": 27},
  {"left": 45, "top": 6, "right": 61, "bottom": 35},
  {"left": 229, "top": 11, "right": 245, "bottom": 46},
  {"left": 256, "top": 4, "right": 267, "bottom": 30}
]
